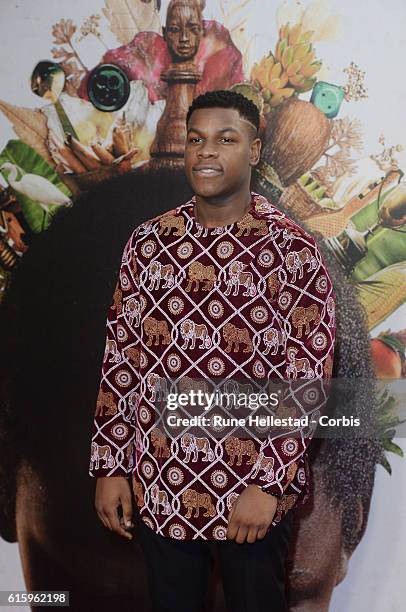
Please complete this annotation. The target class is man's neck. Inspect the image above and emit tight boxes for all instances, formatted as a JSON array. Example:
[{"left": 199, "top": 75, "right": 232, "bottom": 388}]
[{"left": 194, "top": 189, "right": 252, "bottom": 228}]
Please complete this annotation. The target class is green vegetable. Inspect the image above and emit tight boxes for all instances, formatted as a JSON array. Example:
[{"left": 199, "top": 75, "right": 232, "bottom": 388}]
[{"left": 0, "top": 139, "right": 72, "bottom": 233}]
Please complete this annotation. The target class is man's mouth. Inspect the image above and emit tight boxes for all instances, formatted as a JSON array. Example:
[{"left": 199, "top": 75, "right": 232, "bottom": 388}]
[{"left": 192, "top": 166, "right": 223, "bottom": 177}]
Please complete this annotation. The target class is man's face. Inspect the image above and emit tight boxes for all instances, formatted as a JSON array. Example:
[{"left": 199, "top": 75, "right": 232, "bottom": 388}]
[
  {"left": 184, "top": 107, "right": 261, "bottom": 201},
  {"left": 163, "top": 3, "right": 203, "bottom": 62}
]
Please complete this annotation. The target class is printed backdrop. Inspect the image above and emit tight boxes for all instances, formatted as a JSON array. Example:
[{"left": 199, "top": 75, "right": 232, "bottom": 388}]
[{"left": 0, "top": 0, "right": 405, "bottom": 610}]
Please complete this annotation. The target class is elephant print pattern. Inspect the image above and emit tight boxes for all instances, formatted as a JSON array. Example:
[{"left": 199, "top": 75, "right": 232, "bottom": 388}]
[{"left": 89, "top": 192, "right": 336, "bottom": 540}]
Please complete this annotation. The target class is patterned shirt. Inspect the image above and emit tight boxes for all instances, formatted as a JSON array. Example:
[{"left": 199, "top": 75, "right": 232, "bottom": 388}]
[{"left": 89, "top": 191, "right": 336, "bottom": 541}]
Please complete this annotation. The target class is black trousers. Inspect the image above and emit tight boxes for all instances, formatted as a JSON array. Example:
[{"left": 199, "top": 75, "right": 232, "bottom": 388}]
[{"left": 136, "top": 511, "right": 294, "bottom": 612}]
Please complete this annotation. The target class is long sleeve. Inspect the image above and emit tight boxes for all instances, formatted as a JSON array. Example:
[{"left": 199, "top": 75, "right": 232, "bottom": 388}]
[
  {"left": 246, "top": 230, "right": 336, "bottom": 497},
  {"left": 89, "top": 231, "right": 141, "bottom": 478}
]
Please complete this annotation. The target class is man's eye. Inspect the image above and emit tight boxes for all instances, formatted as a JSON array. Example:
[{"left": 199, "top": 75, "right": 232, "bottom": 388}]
[
  {"left": 221, "top": 137, "right": 233, "bottom": 143},
  {"left": 189, "top": 137, "right": 202, "bottom": 143}
]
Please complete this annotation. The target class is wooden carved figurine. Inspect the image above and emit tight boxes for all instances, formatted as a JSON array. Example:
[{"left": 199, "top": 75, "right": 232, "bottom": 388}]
[{"left": 149, "top": 0, "right": 204, "bottom": 168}]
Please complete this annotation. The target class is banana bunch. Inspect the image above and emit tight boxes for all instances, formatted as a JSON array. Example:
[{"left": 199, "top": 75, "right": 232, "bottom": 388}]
[
  {"left": 250, "top": 23, "right": 322, "bottom": 113},
  {"left": 251, "top": 56, "right": 295, "bottom": 112}
]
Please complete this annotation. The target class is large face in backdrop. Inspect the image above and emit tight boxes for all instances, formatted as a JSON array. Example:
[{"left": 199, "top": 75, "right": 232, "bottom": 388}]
[
  {"left": 0, "top": 0, "right": 398, "bottom": 607},
  {"left": 0, "top": 164, "right": 377, "bottom": 612}
]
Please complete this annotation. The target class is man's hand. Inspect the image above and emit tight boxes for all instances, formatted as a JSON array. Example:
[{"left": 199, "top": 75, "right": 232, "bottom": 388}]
[
  {"left": 95, "top": 476, "right": 134, "bottom": 540},
  {"left": 226, "top": 484, "right": 278, "bottom": 544}
]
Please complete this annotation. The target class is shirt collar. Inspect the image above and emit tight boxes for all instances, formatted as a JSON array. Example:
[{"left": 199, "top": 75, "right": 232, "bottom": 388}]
[{"left": 177, "top": 191, "right": 273, "bottom": 223}]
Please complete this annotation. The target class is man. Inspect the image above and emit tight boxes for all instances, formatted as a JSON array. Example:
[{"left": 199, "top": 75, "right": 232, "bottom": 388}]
[{"left": 89, "top": 90, "right": 336, "bottom": 611}]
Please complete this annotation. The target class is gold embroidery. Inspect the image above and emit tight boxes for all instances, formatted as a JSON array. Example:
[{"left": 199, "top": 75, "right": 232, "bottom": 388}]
[
  {"left": 275, "top": 494, "right": 298, "bottom": 522},
  {"left": 143, "top": 316, "right": 171, "bottom": 346},
  {"left": 185, "top": 261, "right": 217, "bottom": 292},
  {"left": 223, "top": 322, "right": 253, "bottom": 353},
  {"left": 235, "top": 212, "right": 269, "bottom": 237},
  {"left": 158, "top": 214, "right": 186, "bottom": 237},
  {"left": 150, "top": 427, "right": 171, "bottom": 458},
  {"left": 225, "top": 436, "right": 257, "bottom": 466},
  {"left": 267, "top": 271, "right": 280, "bottom": 300},
  {"left": 291, "top": 304, "right": 321, "bottom": 339},
  {"left": 182, "top": 488, "right": 216, "bottom": 519},
  {"left": 132, "top": 476, "right": 145, "bottom": 508},
  {"left": 95, "top": 390, "right": 117, "bottom": 417},
  {"left": 112, "top": 285, "right": 122, "bottom": 314}
]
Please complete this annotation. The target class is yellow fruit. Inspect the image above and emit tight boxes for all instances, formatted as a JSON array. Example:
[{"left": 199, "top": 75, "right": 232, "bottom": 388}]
[
  {"left": 250, "top": 22, "right": 322, "bottom": 110},
  {"left": 288, "top": 74, "right": 305, "bottom": 87},
  {"left": 269, "top": 94, "right": 284, "bottom": 108},
  {"left": 293, "top": 42, "right": 311, "bottom": 62},
  {"left": 288, "top": 23, "right": 302, "bottom": 46},
  {"left": 301, "top": 51, "right": 316, "bottom": 67},
  {"left": 297, "top": 77, "right": 317, "bottom": 92},
  {"left": 270, "top": 62, "right": 282, "bottom": 80},
  {"left": 281, "top": 47, "right": 294, "bottom": 69},
  {"left": 269, "top": 88, "right": 295, "bottom": 107},
  {"left": 298, "top": 30, "right": 314, "bottom": 44},
  {"left": 269, "top": 78, "right": 282, "bottom": 92},
  {"left": 266, "top": 59, "right": 276, "bottom": 81},
  {"left": 301, "top": 62, "right": 322, "bottom": 78},
  {"left": 286, "top": 60, "right": 302, "bottom": 77},
  {"left": 251, "top": 62, "right": 268, "bottom": 87},
  {"left": 275, "top": 39, "right": 287, "bottom": 62}
]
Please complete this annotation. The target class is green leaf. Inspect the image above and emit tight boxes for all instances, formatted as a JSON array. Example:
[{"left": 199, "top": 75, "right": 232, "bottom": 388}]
[
  {"left": 0, "top": 139, "right": 72, "bottom": 233},
  {"left": 376, "top": 393, "right": 397, "bottom": 420},
  {"left": 383, "top": 440, "right": 404, "bottom": 457},
  {"left": 378, "top": 416, "right": 406, "bottom": 431},
  {"left": 381, "top": 428, "right": 397, "bottom": 441},
  {"left": 378, "top": 454, "right": 392, "bottom": 475}
]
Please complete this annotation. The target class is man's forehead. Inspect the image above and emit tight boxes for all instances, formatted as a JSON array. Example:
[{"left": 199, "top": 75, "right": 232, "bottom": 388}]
[{"left": 188, "top": 107, "right": 256, "bottom": 132}]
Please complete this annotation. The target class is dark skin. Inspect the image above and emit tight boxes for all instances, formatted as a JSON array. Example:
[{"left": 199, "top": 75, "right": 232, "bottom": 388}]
[
  {"left": 184, "top": 107, "right": 261, "bottom": 227},
  {"left": 96, "top": 106, "right": 278, "bottom": 545},
  {"left": 96, "top": 477, "right": 134, "bottom": 541}
]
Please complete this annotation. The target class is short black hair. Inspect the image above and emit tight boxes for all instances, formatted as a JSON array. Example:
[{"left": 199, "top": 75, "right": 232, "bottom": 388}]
[{"left": 186, "top": 89, "right": 260, "bottom": 134}]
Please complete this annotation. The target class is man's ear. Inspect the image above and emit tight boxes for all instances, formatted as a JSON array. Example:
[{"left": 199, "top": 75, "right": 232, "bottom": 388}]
[{"left": 250, "top": 137, "right": 262, "bottom": 167}]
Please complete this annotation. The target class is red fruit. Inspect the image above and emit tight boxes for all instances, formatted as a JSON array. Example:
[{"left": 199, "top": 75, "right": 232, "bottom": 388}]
[{"left": 370, "top": 338, "right": 402, "bottom": 378}]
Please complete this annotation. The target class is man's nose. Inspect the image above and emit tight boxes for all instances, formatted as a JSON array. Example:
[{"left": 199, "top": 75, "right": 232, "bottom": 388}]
[{"left": 198, "top": 144, "right": 219, "bottom": 158}]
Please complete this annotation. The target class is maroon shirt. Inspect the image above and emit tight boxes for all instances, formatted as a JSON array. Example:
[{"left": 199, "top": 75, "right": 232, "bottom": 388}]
[{"left": 89, "top": 192, "right": 336, "bottom": 540}]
